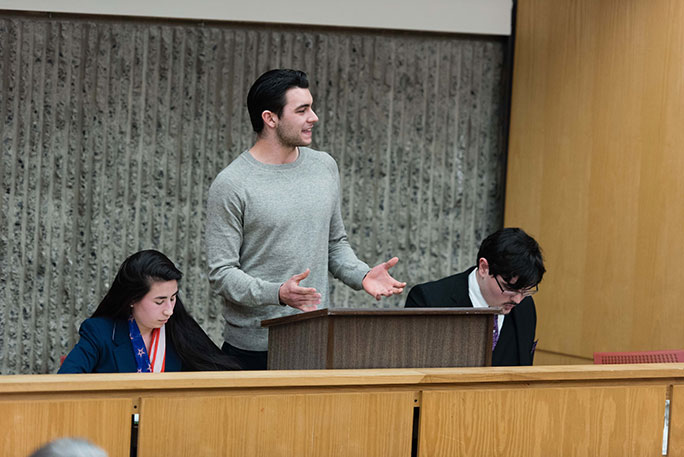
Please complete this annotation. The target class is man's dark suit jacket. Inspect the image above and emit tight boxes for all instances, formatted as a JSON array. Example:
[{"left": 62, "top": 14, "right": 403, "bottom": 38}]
[
  {"left": 58, "top": 317, "right": 183, "bottom": 373},
  {"left": 405, "top": 266, "right": 536, "bottom": 366}
]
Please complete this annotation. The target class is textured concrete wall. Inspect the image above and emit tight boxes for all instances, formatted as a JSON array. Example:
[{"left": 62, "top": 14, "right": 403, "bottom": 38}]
[{"left": 0, "top": 13, "right": 509, "bottom": 374}]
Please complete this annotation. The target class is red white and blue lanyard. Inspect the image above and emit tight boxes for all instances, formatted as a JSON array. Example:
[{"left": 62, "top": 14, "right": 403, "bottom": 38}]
[{"left": 128, "top": 316, "right": 166, "bottom": 373}]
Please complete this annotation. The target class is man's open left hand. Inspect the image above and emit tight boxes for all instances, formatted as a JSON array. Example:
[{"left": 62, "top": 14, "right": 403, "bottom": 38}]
[{"left": 362, "top": 257, "right": 406, "bottom": 300}]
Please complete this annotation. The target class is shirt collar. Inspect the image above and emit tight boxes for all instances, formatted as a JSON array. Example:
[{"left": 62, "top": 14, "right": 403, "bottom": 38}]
[{"left": 468, "top": 268, "right": 489, "bottom": 308}]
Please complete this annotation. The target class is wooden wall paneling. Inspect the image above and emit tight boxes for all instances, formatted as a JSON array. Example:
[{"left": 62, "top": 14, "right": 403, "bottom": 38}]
[
  {"left": 0, "top": 398, "right": 132, "bottom": 457},
  {"left": 533, "top": 349, "right": 592, "bottom": 366},
  {"left": 505, "top": 0, "right": 684, "bottom": 365},
  {"left": 419, "top": 385, "right": 667, "bottom": 456},
  {"left": 667, "top": 384, "right": 684, "bottom": 456},
  {"left": 137, "top": 391, "right": 415, "bottom": 457}
]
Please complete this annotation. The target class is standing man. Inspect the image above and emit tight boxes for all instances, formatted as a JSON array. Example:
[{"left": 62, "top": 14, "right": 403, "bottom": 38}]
[
  {"left": 206, "top": 69, "right": 405, "bottom": 370},
  {"left": 405, "top": 228, "right": 545, "bottom": 366}
]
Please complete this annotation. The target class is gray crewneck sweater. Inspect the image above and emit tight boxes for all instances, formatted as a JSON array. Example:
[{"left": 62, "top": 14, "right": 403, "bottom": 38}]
[{"left": 206, "top": 147, "right": 369, "bottom": 351}]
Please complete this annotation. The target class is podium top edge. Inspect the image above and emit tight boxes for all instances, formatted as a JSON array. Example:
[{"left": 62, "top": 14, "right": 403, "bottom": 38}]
[{"left": 261, "top": 306, "right": 502, "bottom": 327}]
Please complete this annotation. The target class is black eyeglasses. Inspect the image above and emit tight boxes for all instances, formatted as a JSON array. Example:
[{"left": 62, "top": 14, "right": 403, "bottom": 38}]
[{"left": 494, "top": 276, "right": 538, "bottom": 298}]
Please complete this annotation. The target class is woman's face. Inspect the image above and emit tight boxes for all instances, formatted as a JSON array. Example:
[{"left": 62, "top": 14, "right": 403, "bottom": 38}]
[{"left": 131, "top": 280, "right": 178, "bottom": 334}]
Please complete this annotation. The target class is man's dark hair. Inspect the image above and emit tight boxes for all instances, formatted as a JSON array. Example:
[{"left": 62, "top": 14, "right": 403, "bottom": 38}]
[
  {"left": 247, "top": 69, "right": 310, "bottom": 133},
  {"left": 477, "top": 227, "right": 545, "bottom": 290}
]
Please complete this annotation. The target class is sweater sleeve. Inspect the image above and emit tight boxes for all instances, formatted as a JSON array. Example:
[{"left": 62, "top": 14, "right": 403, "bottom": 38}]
[
  {"left": 206, "top": 171, "right": 282, "bottom": 307},
  {"left": 326, "top": 160, "right": 369, "bottom": 290}
]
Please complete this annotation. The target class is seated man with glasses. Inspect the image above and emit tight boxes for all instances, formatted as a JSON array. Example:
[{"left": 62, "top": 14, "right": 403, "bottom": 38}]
[{"left": 405, "top": 227, "right": 546, "bottom": 366}]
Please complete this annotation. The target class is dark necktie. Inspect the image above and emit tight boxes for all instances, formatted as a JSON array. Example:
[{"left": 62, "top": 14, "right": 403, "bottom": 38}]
[{"left": 492, "top": 315, "right": 500, "bottom": 351}]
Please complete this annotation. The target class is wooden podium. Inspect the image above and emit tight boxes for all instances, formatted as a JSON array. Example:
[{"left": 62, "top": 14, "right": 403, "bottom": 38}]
[{"left": 261, "top": 307, "right": 500, "bottom": 370}]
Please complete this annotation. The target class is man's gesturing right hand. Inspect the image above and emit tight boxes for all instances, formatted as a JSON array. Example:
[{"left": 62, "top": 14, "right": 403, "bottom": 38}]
[{"left": 278, "top": 269, "right": 321, "bottom": 312}]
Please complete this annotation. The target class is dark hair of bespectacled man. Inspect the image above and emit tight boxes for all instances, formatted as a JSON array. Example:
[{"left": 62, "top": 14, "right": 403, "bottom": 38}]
[{"left": 476, "top": 227, "right": 546, "bottom": 291}]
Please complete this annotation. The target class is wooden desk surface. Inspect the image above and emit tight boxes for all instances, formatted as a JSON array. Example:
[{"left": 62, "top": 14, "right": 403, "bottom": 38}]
[
  {"left": 3, "top": 363, "right": 684, "bottom": 394},
  {"left": 4, "top": 365, "right": 684, "bottom": 457}
]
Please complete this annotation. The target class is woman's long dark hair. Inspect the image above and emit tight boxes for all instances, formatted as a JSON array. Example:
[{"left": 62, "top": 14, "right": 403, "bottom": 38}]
[{"left": 92, "top": 250, "right": 239, "bottom": 371}]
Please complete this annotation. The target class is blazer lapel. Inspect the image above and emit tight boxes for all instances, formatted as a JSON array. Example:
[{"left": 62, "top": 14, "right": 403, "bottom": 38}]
[
  {"left": 502, "top": 308, "right": 530, "bottom": 366},
  {"left": 510, "top": 310, "right": 528, "bottom": 365},
  {"left": 113, "top": 319, "right": 182, "bottom": 372},
  {"left": 112, "top": 319, "right": 137, "bottom": 372},
  {"left": 449, "top": 266, "right": 475, "bottom": 307}
]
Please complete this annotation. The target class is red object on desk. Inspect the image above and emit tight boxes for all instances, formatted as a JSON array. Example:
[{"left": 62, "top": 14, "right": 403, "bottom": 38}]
[{"left": 593, "top": 350, "right": 684, "bottom": 364}]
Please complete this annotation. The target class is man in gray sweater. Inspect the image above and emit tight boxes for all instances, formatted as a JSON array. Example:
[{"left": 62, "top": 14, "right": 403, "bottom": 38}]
[{"left": 206, "top": 69, "right": 405, "bottom": 369}]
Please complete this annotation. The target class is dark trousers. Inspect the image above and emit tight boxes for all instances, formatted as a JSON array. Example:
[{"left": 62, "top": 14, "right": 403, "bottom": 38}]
[{"left": 221, "top": 341, "right": 268, "bottom": 371}]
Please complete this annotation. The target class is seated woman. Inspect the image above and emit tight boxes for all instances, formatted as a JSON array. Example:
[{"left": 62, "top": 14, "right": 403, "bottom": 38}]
[{"left": 59, "top": 250, "right": 239, "bottom": 373}]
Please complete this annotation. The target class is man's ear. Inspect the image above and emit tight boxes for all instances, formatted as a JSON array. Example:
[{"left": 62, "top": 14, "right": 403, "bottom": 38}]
[
  {"left": 262, "top": 110, "right": 277, "bottom": 129},
  {"left": 477, "top": 258, "right": 489, "bottom": 277}
]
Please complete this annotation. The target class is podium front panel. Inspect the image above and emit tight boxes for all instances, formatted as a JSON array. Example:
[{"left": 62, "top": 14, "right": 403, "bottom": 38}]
[
  {"left": 266, "top": 308, "right": 495, "bottom": 370},
  {"left": 328, "top": 314, "right": 490, "bottom": 369},
  {"left": 268, "top": 315, "right": 329, "bottom": 370}
]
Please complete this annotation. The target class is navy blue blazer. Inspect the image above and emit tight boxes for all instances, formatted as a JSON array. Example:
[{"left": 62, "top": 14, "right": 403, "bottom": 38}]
[
  {"left": 58, "top": 317, "right": 182, "bottom": 373},
  {"left": 405, "top": 267, "right": 537, "bottom": 366}
]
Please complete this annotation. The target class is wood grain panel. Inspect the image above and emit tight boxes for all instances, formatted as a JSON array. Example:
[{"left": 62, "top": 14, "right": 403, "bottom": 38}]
[
  {"left": 330, "top": 315, "right": 491, "bottom": 368},
  {"left": 4, "top": 365, "right": 684, "bottom": 394},
  {"left": 667, "top": 384, "right": 684, "bottom": 456},
  {"left": 137, "top": 391, "right": 414, "bottom": 457},
  {"left": 266, "top": 309, "right": 497, "bottom": 369},
  {"left": 534, "top": 349, "right": 593, "bottom": 366},
  {"left": 506, "top": 0, "right": 684, "bottom": 362},
  {"left": 1, "top": 369, "right": 682, "bottom": 456},
  {"left": 0, "top": 398, "right": 131, "bottom": 457},
  {"left": 267, "top": 316, "right": 329, "bottom": 370},
  {"left": 419, "top": 385, "right": 666, "bottom": 456}
]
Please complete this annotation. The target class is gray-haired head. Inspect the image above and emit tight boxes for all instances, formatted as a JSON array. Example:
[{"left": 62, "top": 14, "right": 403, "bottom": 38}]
[{"left": 29, "top": 438, "right": 108, "bottom": 457}]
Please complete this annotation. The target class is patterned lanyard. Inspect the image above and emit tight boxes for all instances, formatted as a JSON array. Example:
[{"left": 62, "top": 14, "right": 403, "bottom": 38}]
[{"left": 128, "top": 316, "right": 161, "bottom": 373}]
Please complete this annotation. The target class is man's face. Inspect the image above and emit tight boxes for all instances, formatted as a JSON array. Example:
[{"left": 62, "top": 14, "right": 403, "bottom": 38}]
[
  {"left": 273, "top": 87, "right": 319, "bottom": 147},
  {"left": 476, "top": 258, "right": 531, "bottom": 315}
]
